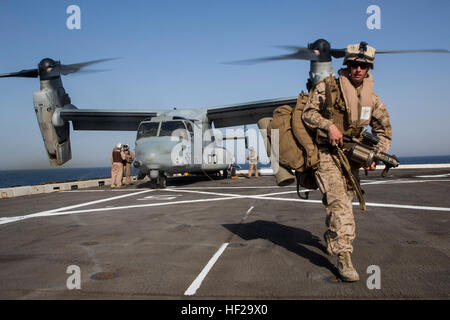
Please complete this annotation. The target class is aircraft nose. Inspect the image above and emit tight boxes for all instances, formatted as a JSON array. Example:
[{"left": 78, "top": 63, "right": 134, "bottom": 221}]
[
  {"left": 135, "top": 139, "right": 180, "bottom": 169},
  {"left": 146, "top": 152, "right": 157, "bottom": 162}
]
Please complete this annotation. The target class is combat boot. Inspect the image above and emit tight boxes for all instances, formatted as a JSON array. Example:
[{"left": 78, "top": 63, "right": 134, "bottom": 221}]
[{"left": 337, "top": 252, "right": 359, "bottom": 282}]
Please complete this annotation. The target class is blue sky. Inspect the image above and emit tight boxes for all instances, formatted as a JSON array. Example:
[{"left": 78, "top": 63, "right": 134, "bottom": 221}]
[{"left": 0, "top": 0, "right": 449, "bottom": 169}]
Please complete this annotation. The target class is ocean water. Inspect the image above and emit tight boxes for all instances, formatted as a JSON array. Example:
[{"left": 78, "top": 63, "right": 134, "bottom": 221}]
[{"left": 0, "top": 155, "right": 449, "bottom": 188}]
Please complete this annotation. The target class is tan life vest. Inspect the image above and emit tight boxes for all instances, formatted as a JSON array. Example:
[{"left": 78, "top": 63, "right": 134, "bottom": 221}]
[{"left": 321, "top": 69, "right": 374, "bottom": 139}]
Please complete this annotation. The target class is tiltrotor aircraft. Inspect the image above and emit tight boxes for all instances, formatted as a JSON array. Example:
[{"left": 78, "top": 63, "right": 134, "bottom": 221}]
[{"left": 1, "top": 39, "right": 448, "bottom": 187}]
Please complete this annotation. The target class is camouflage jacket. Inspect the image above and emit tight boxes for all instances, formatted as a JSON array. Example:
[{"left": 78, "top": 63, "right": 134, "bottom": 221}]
[{"left": 301, "top": 70, "right": 392, "bottom": 153}]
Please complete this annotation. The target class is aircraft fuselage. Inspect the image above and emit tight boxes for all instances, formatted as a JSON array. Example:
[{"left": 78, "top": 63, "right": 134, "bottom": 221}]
[{"left": 133, "top": 117, "right": 234, "bottom": 181}]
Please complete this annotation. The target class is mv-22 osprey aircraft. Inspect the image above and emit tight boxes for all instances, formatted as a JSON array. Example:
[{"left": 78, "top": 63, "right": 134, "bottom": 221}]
[{"left": 1, "top": 39, "right": 448, "bottom": 188}]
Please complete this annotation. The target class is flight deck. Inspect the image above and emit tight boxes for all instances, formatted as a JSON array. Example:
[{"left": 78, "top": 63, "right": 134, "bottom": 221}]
[{"left": 0, "top": 167, "right": 449, "bottom": 299}]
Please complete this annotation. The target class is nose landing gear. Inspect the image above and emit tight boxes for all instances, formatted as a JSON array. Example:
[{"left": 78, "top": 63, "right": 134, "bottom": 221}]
[{"left": 149, "top": 170, "right": 167, "bottom": 189}]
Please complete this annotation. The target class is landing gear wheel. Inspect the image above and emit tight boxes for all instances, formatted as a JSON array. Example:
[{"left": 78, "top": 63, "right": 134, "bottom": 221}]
[
  {"left": 222, "top": 169, "right": 229, "bottom": 179},
  {"left": 149, "top": 178, "right": 158, "bottom": 189},
  {"left": 158, "top": 174, "right": 167, "bottom": 189},
  {"left": 137, "top": 172, "right": 147, "bottom": 180}
]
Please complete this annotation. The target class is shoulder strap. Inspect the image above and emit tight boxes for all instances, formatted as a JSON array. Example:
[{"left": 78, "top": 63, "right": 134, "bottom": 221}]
[
  {"left": 322, "top": 76, "right": 339, "bottom": 116},
  {"left": 295, "top": 171, "right": 309, "bottom": 199}
]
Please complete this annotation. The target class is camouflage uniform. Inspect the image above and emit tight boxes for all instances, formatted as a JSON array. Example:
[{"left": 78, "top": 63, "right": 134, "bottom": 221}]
[{"left": 302, "top": 70, "right": 392, "bottom": 256}]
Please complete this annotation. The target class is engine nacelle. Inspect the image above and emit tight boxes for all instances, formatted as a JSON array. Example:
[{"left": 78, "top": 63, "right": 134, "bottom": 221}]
[{"left": 33, "top": 78, "right": 73, "bottom": 166}]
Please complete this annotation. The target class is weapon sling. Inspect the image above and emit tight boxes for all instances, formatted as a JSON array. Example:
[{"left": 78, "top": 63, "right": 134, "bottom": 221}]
[{"left": 335, "top": 146, "right": 366, "bottom": 211}]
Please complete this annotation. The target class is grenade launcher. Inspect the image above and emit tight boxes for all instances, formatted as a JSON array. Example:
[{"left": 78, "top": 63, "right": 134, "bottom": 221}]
[{"left": 343, "top": 131, "right": 400, "bottom": 177}]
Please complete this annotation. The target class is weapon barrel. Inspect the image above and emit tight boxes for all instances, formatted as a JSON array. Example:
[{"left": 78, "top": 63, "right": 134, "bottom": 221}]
[{"left": 375, "top": 151, "right": 400, "bottom": 168}]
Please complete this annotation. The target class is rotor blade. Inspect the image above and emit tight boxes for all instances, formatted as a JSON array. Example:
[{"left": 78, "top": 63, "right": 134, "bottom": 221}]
[
  {"left": 272, "top": 45, "right": 310, "bottom": 52},
  {"left": 59, "top": 58, "right": 118, "bottom": 75},
  {"left": 0, "top": 68, "right": 39, "bottom": 78},
  {"left": 376, "top": 49, "right": 449, "bottom": 54},
  {"left": 273, "top": 46, "right": 319, "bottom": 60},
  {"left": 225, "top": 54, "right": 305, "bottom": 65},
  {"left": 274, "top": 45, "right": 320, "bottom": 61},
  {"left": 330, "top": 49, "right": 346, "bottom": 58},
  {"left": 69, "top": 69, "right": 113, "bottom": 75},
  {"left": 226, "top": 50, "right": 318, "bottom": 65}
]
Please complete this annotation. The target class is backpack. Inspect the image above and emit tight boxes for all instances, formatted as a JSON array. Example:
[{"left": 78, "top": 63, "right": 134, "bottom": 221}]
[
  {"left": 267, "top": 75, "right": 345, "bottom": 199},
  {"left": 267, "top": 84, "right": 337, "bottom": 199}
]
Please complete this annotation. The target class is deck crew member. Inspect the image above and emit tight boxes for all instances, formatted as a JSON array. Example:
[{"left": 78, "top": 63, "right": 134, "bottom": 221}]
[
  {"left": 122, "top": 144, "right": 135, "bottom": 186},
  {"left": 110, "top": 143, "right": 126, "bottom": 188},
  {"left": 247, "top": 146, "right": 259, "bottom": 178}
]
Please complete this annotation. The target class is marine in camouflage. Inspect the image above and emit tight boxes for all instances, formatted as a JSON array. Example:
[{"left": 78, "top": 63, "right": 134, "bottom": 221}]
[{"left": 301, "top": 62, "right": 392, "bottom": 257}]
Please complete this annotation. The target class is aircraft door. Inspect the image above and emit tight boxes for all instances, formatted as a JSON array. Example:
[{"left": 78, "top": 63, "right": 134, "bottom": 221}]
[
  {"left": 201, "top": 129, "right": 230, "bottom": 171},
  {"left": 168, "top": 120, "right": 195, "bottom": 168}
]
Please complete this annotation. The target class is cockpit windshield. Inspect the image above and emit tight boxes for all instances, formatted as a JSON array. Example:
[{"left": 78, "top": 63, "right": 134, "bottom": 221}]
[
  {"left": 159, "top": 121, "right": 188, "bottom": 137},
  {"left": 136, "top": 122, "right": 160, "bottom": 140}
]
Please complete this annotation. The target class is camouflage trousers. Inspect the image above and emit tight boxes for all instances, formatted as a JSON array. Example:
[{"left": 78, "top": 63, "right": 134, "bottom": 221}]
[
  {"left": 314, "top": 147, "right": 358, "bottom": 256},
  {"left": 124, "top": 163, "right": 132, "bottom": 185},
  {"left": 111, "top": 162, "right": 124, "bottom": 188}
]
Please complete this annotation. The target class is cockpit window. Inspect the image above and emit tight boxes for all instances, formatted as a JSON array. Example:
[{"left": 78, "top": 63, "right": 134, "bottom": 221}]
[
  {"left": 186, "top": 121, "right": 194, "bottom": 134},
  {"left": 137, "top": 122, "right": 160, "bottom": 140},
  {"left": 159, "top": 121, "right": 188, "bottom": 137}
]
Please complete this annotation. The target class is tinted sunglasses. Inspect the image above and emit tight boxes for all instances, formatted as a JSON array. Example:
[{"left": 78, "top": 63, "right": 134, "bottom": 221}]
[{"left": 349, "top": 61, "right": 370, "bottom": 69}]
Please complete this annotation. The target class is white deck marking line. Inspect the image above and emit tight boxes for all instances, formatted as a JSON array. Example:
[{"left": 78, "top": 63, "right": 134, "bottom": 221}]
[
  {"left": 3, "top": 177, "right": 450, "bottom": 226},
  {"left": 163, "top": 187, "right": 306, "bottom": 198},
  {"left": 169, "top": 178, "right": 450, "bottom": 190},
  {"left": 0, "top": 189, "right": 154, "bottom": 225},
  {"left": 164, "top": 188, "right": 450, "bottom": 212},
  {"left": 161, "top": 188, "right": 244, "bottom": 198},
  {"left": 38, "top": 189, "right": 154, "bottom": 213},
  {"left": 354, "top": 202, "right": 450, "bottom": 212},
  {"left": 257, "top": 190, "right": 309, "bottom": 197},
  {"left": 170, "top": 186, "right": 297, "bottom": 189},
  {"left": 243, "top": 206, "right": 254, "bottom": 220},
  {"left": 415, "top": 174, "right": 450, "bottom": 178},
  {"left": 248, "top": 195, "right": 450, "bottom": 211},
  {"left": 45, "top": 196, "right": 242, "bottom": 214},
  {"left": 62, "top": 189, "right": 143, "bottom": 193},
  {"left": 0, "top": 196, "right": 243, "bottom": 225},
  {"left": 361, "top": 179, "right": 450, "bottom": 185},
  {"left": 184, "top": 242, "right": 229, "bottom": 296}
]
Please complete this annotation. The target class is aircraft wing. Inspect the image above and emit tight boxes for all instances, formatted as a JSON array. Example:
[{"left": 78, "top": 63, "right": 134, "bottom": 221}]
[
  {"left": 58, "top": 109, "right": 159, "bottom": 131},
  {"left": 206, "top": 96, "right": 298, "bottom": 128}
]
